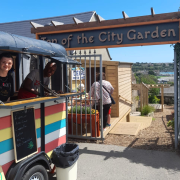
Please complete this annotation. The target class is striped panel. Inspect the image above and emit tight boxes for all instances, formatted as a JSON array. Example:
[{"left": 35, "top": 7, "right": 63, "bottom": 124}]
[
  {"left": 2, "top": 135, "right": 66, "bottom": 175},
  {"left": 0, "top": 128, "right": 66, "bottom": 168},
  {"left": 0, "top": 103, "right": 66, "bottom": 130},
  {"left": 35, "top": 111, "right": 66, "bottom": 130},
  {"left": 0, "top": 116, "right": 11, "bottom": 130},
  {"left": 0, "top": 99, "right": 66, "bottom": 118},
  {"left": 35, "top": 103, "right": 66, "bottom": 119},
  {"left": 0, "top": 102, "right": 67, "bottom": 174},
  {"left": 38, "top": 135, "right": 66, "bottom": 153},
  {"left": 0, "top": 119, "right": 66, "bottom": 155},
  {"left": 0, "top": 111, "right": 66, "bottom": 142}
]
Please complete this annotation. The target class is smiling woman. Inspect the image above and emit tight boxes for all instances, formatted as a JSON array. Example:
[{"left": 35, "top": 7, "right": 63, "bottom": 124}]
[{"left": 0, "top": 53, "right": 14, "bottom": 102}]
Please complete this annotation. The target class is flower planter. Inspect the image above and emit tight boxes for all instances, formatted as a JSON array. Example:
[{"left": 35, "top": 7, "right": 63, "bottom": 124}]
[{"left": 68, "top": 113, "right": 100, "bottom": 137}]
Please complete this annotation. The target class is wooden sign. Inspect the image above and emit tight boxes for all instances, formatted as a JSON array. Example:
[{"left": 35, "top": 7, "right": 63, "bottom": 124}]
[
  {"left": 37, "top": 21, "right": 179, "bottom": 49},
  {"left": 0, "top": 166, "right": 6, "bottom": 180},
  {"left": 11, "top": 107, "right": 38, "bottom": 163}
]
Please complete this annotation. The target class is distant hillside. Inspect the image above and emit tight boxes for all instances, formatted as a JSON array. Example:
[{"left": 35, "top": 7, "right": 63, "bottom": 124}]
[{"left": 132, "top": 62, "right": 174, "bottom": 73}]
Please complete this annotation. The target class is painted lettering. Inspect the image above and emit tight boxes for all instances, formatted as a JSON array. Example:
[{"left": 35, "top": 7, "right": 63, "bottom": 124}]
[
  {"left": 160, "top": 30, "right": 167, "bottom": 38},
  {"left": 137, "top": 32, "right": 143, "bottom": 39},
  {"left": 111, "top": 32, "right": 116, "bottom": 41},
  {"left": 41, "top": 37, "right": 46, "bottom": 41},
  {"left": 168, "top": 29, "right": 176, "bottom": 37},
  {"left": 82, "top": 33, "right": 88, "bottom": 43},
  {"left": 99, "top": 32, "right": 107, "bottom": 42},
  {"left": 108, "top": 32, "right": 111, "bottom": 41},
  {"left": 61, "top": 38, "right": 67, "bottom": 45},
  {"left": 151, "top": 26, "right": 159, "bottom": 38},
  {"left": 127, "top": 29, "right": 136, "bottom": 40},
  {"left": 67, "top": 34, "right": 73, "bottom": 48},
  {"left": 145, "top": 31, "right": 150, "bottom": 38},
  {"left": 89, "top": 36, "right": 94, "bottom": 43},
  {"left": 77, "top": 35, "right": 81, "bottom": 44},
  {"left": 116, "top": 33, "right": 123, "bottom": 44},
  {"left": 52, "top": 39, "right": 58, "bottom": 43}
]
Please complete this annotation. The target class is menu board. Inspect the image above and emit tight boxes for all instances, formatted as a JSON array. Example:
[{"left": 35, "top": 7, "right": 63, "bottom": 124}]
[{"left": 11, "top": 107, "right": 38, "bottom": 163}]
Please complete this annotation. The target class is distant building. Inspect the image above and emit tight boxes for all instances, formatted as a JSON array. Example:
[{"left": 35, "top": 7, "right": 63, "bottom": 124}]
[
  {"left": 157, "top": 79, "right": 168, "bottom": 83},
  {"left": 157, "top": 86, "right": 174, "bottom": 104}
]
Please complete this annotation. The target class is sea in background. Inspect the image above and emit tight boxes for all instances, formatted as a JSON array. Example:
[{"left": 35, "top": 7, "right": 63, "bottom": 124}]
[{"left": 159, "top": 72, "right": 174, "bottom": 75}]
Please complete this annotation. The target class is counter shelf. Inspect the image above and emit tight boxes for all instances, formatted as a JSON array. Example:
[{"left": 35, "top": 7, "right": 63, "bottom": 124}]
[{"left": 0, "top": 92, "right": 84, "bottom": 109}]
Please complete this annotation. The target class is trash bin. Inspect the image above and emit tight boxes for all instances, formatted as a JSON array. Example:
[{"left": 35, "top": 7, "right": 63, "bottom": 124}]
[{"left": 51, "top": 143, "right": 79, "bottom": 180}]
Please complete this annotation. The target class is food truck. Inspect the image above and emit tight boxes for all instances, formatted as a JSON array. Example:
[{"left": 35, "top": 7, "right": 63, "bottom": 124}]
[{"left": 0, "top": 31, "right": 82, "bottom": 180}]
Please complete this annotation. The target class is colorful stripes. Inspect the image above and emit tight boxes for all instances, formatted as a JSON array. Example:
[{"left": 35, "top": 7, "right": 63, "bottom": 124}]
[
  {"left": 0, "top": 127, "right": 66, "bottom": 166},
  {"left": 0, "top": 119, "right": 66, "bottom": 155},
  {"left": 0, "top": 103, "right": 66, "bottom": 130},
  {"left": 0, "top": 102, "right": 66, "bottom": 175},
  {"left": 2, "top": 135, "right": 66, "bottom": 175},
  {"left": 0, "top": 111, "right": 66, "bottom": 143}
]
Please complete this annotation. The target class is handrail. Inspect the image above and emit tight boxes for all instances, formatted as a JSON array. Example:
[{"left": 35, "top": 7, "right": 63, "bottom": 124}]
[{"left": 119, "top": 95, "right": 133, "bottom": 104}]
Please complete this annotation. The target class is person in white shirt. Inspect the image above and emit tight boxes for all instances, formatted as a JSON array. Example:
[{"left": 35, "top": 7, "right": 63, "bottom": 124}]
[{"left": 89, "top": 72, "right": 114, "bottom": 130}]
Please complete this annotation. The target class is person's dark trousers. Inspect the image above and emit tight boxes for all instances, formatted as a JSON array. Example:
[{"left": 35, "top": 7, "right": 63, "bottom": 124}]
[
  {"left": 102, "top": 104, "right": 111, "bottom": 128},
  {"left": 93, "top": 103, "right": 111, "bottom": 128}
]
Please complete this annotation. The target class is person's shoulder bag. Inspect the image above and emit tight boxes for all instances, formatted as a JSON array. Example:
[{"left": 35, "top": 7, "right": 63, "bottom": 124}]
[{"left": 101, "top": 84, "right": 116, "bottom": 105}]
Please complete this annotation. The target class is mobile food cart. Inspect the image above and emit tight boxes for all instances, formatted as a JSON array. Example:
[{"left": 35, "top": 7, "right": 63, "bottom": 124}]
[{"left": 0, "top": 31, "right": 81, "bottom": 180}]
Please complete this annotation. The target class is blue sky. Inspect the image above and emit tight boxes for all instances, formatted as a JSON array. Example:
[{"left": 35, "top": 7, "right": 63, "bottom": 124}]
[{"left": 0, "top": 0, "right": 179, "bottom": 63}]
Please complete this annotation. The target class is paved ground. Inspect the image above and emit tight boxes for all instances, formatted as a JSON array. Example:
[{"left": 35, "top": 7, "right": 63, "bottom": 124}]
[{"left": 49, "top": 143, "right": 180, "bottom": 180}]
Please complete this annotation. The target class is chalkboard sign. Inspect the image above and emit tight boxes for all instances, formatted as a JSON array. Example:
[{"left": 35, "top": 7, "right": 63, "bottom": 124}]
[{"left": 11, "top": 107, "right": 38, "bottom": 163}]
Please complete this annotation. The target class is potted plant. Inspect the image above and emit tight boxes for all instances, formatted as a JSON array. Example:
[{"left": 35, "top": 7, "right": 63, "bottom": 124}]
[{"left": 68, "top": 106, "right": 100, "bottom": 137}]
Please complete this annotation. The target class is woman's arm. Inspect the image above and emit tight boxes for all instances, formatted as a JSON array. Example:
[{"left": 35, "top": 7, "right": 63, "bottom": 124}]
[{"left": 6, "top": 97, "right": 10, "bottom": 102}]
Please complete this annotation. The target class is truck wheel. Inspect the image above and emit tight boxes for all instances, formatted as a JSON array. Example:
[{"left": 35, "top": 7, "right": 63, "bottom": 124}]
[{"left": 22, "top": 164, "right": 48, "bottom": 180}]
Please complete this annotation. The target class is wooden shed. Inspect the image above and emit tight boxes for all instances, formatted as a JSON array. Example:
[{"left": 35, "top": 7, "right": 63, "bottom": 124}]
[{"left": 75, "top": 60, "right": 133, "bottom": 119}]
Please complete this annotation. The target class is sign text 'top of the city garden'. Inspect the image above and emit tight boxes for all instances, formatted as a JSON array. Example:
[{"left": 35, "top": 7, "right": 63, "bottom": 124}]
[{"left": 38, "top": 22, "right": 179, "bottom": 49}]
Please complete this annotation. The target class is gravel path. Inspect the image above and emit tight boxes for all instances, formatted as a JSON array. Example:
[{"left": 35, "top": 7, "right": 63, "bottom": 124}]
[{"left": 103, "top": 105, "right": 175, "bottom": 151}]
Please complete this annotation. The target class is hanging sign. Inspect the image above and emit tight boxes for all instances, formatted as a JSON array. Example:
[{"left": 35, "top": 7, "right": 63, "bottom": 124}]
[
  {"left": 11, "top": 107, "right": 38, "bottom": 163},
  {"left": 0, "top": 166, "right": 6, "bottom": 180},
  {"left": 71, "top": 68, "right": 85, "bottom": 80},
  {"left": 38, "top": 21, "right": 179, "bottom": 49}
]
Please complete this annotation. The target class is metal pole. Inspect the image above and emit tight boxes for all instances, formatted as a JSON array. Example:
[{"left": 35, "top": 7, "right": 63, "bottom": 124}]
[
  {"left": 89, "top": 50, "right": 92, "bottom": 136},
  {"left": 94, "top": 50, "right": 97, "bottom": 137},
  {"left": 79, "top": 51, "right": 82, "bottom": 136},
  {"left": 39, "top": 56, "right": 45, "bottom": 151},
  {"left": 174, "top": 49, "right": 178, "bottom": 149},
  {"left": 84, "top": 51, "right": 87, "bottom": 136},
  {"left": 66, "top": 97, "right": 68, "bottom": 142},
  {"left": 100, "top": 55, "right": 103, "bottom": 139},
  {"left": 18, "top": 54, "right": 23, "bottom": 88}
]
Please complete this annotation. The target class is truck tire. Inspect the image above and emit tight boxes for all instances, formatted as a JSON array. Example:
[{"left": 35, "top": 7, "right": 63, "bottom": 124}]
[{"left": 22, "top": 164, "right": 48, "bottom": 180}]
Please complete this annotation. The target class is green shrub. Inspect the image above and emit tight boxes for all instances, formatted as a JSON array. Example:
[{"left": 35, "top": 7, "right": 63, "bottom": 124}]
[
  {"left": 149, "top": 95, "right": 160, "bottom": 104},
  {"left": 141, "top": 105, "right": 155, "bottom": 116},
  {"left": 167, "top": 118, "right": 174, "bottom": 129},
  {"left": 135, "top": 96, "right": 139, "bottom": 101},
  {"left": 68, "top": 106, "right": 98, "bottom": 114}
]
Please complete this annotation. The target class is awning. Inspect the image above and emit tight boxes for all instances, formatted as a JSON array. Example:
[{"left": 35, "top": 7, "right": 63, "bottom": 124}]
[
  {"left": 0, "top": 31, "right": 67, "bottom": 58},
  {"left": 51, "top": 56, "right": 81, "bottom": 65}
]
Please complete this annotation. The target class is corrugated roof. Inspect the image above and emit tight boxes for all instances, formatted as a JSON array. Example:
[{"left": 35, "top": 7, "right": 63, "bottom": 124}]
[
  {"left": 160, "top": 86, "right": 174, "bottom": 94},
  {"left": 0, "top": 11, "right": 95, "bottom": 39}
]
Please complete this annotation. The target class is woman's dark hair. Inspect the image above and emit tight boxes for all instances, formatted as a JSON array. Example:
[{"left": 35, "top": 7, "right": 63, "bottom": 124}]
[
  {"left": 96, "top": 72, "right": 106, "bottom": 81},
  {"left": 0, "top": 53, "right": 13, "bottom": 61}
]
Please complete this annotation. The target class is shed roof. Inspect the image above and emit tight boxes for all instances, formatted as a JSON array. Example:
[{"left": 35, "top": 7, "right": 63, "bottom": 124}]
[
  {"left": 0, "top": 11, "right": 95, "bottom": 39},
  {"left": 160, "top": 86, "right": 174, "bottom": 94}
]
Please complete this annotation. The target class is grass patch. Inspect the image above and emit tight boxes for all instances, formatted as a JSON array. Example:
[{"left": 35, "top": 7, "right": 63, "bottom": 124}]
[
  {"left": 141, "top": 105, "right": 155, "bottom": 116},
  {"left": 152, "top": 118, "right": 155, "bottom": 121}
]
